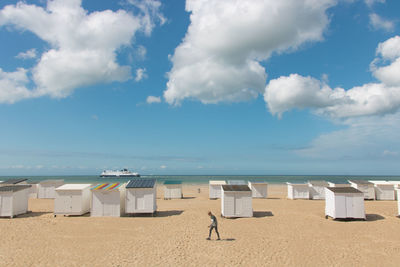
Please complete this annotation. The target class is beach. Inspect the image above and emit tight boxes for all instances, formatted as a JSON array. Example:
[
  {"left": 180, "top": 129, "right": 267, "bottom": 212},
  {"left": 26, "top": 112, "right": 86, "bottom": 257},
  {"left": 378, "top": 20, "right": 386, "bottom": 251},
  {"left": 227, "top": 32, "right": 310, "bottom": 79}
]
[{"left": 1, "top": 184, "right": 400, "bottom": 266}]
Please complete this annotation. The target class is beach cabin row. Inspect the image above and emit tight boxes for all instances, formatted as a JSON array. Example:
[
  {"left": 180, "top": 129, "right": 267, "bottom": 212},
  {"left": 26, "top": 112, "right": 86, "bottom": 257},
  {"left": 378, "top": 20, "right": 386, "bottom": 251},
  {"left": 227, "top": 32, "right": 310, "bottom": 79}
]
[
  {"left": 54, "top": 179, "right": 157, "bottom": 217},
  {"left": 1, "top": 178, "right": 65, "bottom": 199},
  {"left": 209, "top": 180, "right": 268, "bottom": 199}
]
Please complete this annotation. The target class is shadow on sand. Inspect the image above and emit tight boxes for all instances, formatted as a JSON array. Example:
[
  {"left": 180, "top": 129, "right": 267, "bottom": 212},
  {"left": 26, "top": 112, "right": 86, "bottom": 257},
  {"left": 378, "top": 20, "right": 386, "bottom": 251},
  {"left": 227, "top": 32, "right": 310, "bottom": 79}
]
[
  {"left": 154, "top": 210, "right": 184, "bottom": 217},
  {"left": 253, "top": 211, "right": 274, "bottom": 218},
  {"left": 1, "top": 211, "right": 51, "bottom": 219},
  {"left": 331, "top": 213, "right": 385, "bottom": 222}
]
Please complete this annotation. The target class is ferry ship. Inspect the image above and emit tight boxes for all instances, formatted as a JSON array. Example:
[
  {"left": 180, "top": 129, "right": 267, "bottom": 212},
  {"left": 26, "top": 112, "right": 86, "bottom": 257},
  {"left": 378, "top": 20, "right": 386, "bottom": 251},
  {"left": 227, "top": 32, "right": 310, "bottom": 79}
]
[{"left": 100, "top": 169, "right": 140, "bottom": 178}]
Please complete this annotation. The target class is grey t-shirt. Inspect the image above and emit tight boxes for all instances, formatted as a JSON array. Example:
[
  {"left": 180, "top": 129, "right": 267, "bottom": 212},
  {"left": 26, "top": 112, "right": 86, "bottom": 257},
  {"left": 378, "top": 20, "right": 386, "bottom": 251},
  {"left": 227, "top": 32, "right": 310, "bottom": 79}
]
[{"left": 210, "top": 215, "right": 217, "bottom": 226}]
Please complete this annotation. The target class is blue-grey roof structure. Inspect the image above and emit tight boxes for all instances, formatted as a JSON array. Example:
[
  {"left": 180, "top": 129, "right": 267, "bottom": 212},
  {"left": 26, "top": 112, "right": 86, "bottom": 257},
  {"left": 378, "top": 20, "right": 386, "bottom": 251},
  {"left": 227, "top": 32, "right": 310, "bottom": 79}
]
[
  {"left": 0, "top": 178, "right": 28, "bottom": 184},
  {"left": 126, "top": 179, "right": 156, "bottom": 188},
  {"left": 222, "top": 185, "right": 251, "bottom": 191},
  {"left": 164, "top": 180, "right": 182, "bottom": 185},
  {"left": 0, "top": 185, "right": 31, "bottom": 192},
  {"left": 227, "top": 180, "right": 247, "bottom": 185}
]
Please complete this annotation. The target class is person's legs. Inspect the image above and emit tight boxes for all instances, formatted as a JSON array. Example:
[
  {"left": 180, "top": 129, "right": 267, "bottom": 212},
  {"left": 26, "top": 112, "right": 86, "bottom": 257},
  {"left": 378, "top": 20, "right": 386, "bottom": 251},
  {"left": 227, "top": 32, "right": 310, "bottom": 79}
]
[
  {"left": 215, "top": 226, "right": 221, "bottom": 240},
  {"left": 208, "top": 226, "right": 214, "bottom": 238}
]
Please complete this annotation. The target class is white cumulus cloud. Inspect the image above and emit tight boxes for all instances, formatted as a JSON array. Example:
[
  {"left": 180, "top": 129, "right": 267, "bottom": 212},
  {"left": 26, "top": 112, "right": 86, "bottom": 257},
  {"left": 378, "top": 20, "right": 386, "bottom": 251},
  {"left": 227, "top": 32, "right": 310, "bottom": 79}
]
[
  {"left": 369, "top": 13, "right": 395, "bottom": 32},
  {"left": 135, "top": 68, "right": 147, "bottom": 82},
  {"left": 0, "top": 0, "right": 163, "bottom": 103},
  {"left": 0, "top": 68, "right": 33, "bottom": 104},
  {"left": 164, "top": 0, "right": 336, "bottom": 105},
  {"left": 265, "top": 35, "right": 400, "bottom": 118},
  {"left": 15, "top": 48, "right": 37, "bottom": 59},
  {"left": 146, "top": 95, "right": 161, "bottom": 104},
  {"left": 365, "top": 0, "right": 385, "bottom": 7}
]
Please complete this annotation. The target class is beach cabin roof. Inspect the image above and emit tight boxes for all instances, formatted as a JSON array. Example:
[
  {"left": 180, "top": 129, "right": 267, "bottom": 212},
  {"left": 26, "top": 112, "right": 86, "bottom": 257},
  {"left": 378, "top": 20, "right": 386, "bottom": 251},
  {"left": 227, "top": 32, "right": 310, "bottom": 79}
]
[
  {"left": 0, "top": 178, "right": 28, "bottom": 184},
  {"left": 126, "top": 179, "right": 156, "bottom": 188},
  {"left": 164, "top": 180, "right": 182, "bottom": 185},
  {"left": 348, "top": 180, "right": 372, "bottom": 185},
  {"left": 56, "top": 184, "right": 92, "bottom": 191},
  {"left": 227, "top": 180, "right": 247, "bottom": 185},
  {"left": 222, "top": 185, "right": 251, "bottom": 192},
  {"left": 326, "top": 187, "right": 363, "bottom": 194},
  {"left": 286, "top": 182, "right": 308, "bottom": 186},
  {"left": 249, "top": 181, "right": 268, "bottom": 184},
  {"left": 368, "top": 180, "right": 392, "bottom": 185},
  {"left": 0, "top": 185, "right": 31, "bottom": 192},
  {"left": 308, "top": 180, "right": 329, "bottom": 186},
  {"left": 91, "top": 183, "right": 122, "bottom": 191},
  {"left": 39, "top": 179, "right": 64, "bottom": 185},
  {"left": 209, "top": 180, "right": 226, "bottom": 185}
]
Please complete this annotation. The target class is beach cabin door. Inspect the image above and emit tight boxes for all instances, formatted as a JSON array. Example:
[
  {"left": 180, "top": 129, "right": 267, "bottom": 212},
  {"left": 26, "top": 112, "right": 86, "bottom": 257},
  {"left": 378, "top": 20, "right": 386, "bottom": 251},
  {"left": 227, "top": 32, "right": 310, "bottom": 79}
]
[
  {"left": 0, "top": 193, "right": 12, "bottom": 216},
  {"left": 135, "top": 190, "right": 145, "bottom": 210},
  {"left": 58, "top": 191, "right": 72, "bottom": 213},
  {"left": 103, "top": 192, "right": 119, "bottom": 216},
  {"left": 224, "top": 193, "right": 235, "bottom": 216},
  {"left": 235, "top": 194, "right": 244, "bottom": 216}
]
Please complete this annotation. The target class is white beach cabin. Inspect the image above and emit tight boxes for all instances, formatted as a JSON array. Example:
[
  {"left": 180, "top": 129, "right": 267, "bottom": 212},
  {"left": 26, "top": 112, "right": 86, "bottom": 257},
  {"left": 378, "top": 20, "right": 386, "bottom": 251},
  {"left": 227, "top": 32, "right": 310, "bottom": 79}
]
[
  {"left": 248, "top": 181, "right": 268, "bottom": 198},
  {"left": 164, "top": 181, "right": 182, "bottom": 199},
  {"left": 91, "top": 183, "right": 125, "bottom": 217},
  {"left": 328, "top": 182, "right": 351, "bottom": 187},
  {"left": 38, "top": 179, "right": 64, "bottom": 199},
  {"left": 209, "top": 180, "right": 226, "bottom": 199},
  {"left": 27, "top": 181, "right": 39, "bottom": 198},
  {"left": 325, "top": 187, "right": 366, "bottom": 220},
  {"left": 287, "top": 183, "right": 309, "bottom": 199},
  {"left": 308, "top": 180, "right": 329, "bottom": 200},
  {"left": 397, "top": 189, "right": 400, "bottom": 217},
  {"left": 221, "top": 185, "right": 253, "bottom": 218},
  {"left": 369, "top": 181, "right": 395, "bottom": 201},
  {"left": 385, "top": 181, "right": 400, "bottom": 200},
  {"left": 0, "top": 185, "right": 31, "bottom": 218},
  {"left": 125, "top": 179, "right": 157, "bottom": 215},
  {"left": 54, "top": 184, "right": 92, "bottom": 216},
  {"left": 348, "top": 180, "right": 375, "bottom": 200}
]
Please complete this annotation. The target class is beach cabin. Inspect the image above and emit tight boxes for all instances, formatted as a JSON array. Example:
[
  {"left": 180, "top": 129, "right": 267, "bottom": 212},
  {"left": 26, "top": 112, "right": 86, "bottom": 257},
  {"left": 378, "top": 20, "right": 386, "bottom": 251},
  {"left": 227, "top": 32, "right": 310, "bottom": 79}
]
[
  {"left": 248, "top": 181, "right": 268, "bottom": 198},
  {"left": 91, "top": 183, "right": 125, "bottom": 217},
  {"left": 38, "top": 179, "right": 64, "bottom": 199},
  {"left": 0, "top": 185, "right": 31, "bottom": 218},
  {"left": 308, "top": 180, "right": 329, "bottom": 200},
  {"left": 221, "top": 185, "right": 253, "bottom": 218},
  {"left": 27, "top": 181, "right": 39, "bottom": 198},
  {"left": 325, "top": 187, "right": 366, "bottom": 220},
  {"left": 397, "top": 189, "right": 400, "bottom": 217},
  {"left": 164, "top": 181, "right": 182, "bottom": 199},
  {"left": 327, "top": 182, "right": 351, "bottom": 187},
  {"left": 227, "top": 180, "right": 247, "bottom": 185},
  {"left": 287, "top": 183, "right": 309, "bottom": 199},
  {"left": 125, "top": 179, "right": 157, "bottom": 215},
  {"left": 369, "top": 181, "right": 395, "bottom": 201},
  {"left": 0, "top": 178, "right": 28, "bottom": 185},
  {"left": 348, "top": 180, "right": 375, "bottom": 200},
  {"left": 209, "top": 180, "right": 226, "bottom": 199},
  {"left": 54, "top": 184, "right": 92, "bottom": 216},
  {"left": 386, "top": 181, "right": 400, "bottom": 200}
]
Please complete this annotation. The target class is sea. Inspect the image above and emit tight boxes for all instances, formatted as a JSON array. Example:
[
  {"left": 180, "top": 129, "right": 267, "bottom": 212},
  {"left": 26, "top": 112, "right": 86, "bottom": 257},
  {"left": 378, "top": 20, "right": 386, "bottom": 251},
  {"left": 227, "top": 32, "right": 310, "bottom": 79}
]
[{"left": 1, "top": 175, "right": 400, "bottom": 184}]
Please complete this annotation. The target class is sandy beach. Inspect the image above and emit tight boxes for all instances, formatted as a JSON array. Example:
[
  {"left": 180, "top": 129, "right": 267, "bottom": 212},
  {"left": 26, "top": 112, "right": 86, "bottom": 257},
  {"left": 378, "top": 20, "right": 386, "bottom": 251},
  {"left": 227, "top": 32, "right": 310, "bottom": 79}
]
[{"left": 1, "top": 184, "right": 400, "bottom": 266}]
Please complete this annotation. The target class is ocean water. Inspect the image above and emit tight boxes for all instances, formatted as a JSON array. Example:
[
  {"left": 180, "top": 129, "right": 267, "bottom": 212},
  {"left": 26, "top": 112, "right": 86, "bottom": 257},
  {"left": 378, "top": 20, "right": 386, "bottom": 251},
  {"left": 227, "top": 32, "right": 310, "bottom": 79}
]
[{"left": 1, "top": 175, "right": 400, "bottom": 184}]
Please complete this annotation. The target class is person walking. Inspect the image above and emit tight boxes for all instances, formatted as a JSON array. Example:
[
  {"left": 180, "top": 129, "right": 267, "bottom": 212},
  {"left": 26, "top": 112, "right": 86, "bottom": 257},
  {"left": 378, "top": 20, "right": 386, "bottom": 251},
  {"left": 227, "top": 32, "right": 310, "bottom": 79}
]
[{"left": 207, "top": 211, "right": 221, "bottom": 240}]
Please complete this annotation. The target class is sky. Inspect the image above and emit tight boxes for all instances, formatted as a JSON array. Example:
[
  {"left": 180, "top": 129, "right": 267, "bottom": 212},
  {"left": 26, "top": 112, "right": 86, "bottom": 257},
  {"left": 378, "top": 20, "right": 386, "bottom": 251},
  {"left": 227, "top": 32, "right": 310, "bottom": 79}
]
[{"left": 0, "top": 0, "right": 400, "bottom": 176}]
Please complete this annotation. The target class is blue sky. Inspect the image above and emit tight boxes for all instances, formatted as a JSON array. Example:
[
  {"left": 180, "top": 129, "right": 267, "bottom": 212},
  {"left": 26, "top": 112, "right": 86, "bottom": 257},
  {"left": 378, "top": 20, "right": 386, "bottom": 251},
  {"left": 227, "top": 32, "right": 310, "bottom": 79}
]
[{"left": 1, "top": 0, "right": 400, "bottom": 175}]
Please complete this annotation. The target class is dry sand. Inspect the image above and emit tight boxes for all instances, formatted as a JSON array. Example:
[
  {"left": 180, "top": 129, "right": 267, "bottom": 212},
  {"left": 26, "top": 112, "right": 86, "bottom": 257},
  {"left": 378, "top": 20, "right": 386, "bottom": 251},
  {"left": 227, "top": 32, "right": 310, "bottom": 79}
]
[{"left": 1, "top": 184, "right": 400, "bottom": 266}]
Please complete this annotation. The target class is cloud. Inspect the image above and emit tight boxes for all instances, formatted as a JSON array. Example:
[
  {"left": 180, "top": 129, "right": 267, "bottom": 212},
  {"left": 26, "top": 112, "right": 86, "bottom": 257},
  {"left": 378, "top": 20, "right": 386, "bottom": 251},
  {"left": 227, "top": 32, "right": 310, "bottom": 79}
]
[
  {"left": 0, "top": 0, "right": 163, "bottom": 103},
  {"left": 365, "top": 0, "right": 385, "bottom": 7},
  {"left": 146, "top": 95, "right": 161, "bottom": 104},
  {"left": 135, "top": 68, "right": 147, "bottom": 81},
  {"left": 0, "top": 68, "right": 34, "bottom": 103},
  {"left": 295, "top": 112, "right": 400, "bottom": 161},
  {"left": 15, "top": 48, "right": 37, "bottom": 59},
  {"left": 160, "top": 165, "right": 167, "bottom": 169},
  {"left": 264, "top": 35, "right": 400, "bottom": 118},
  {"left": 164, "top": 0, "right": 336, "bottom": 105},
  {"left": 369, "top": 13, "right": 395, "bottom": 32}
]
